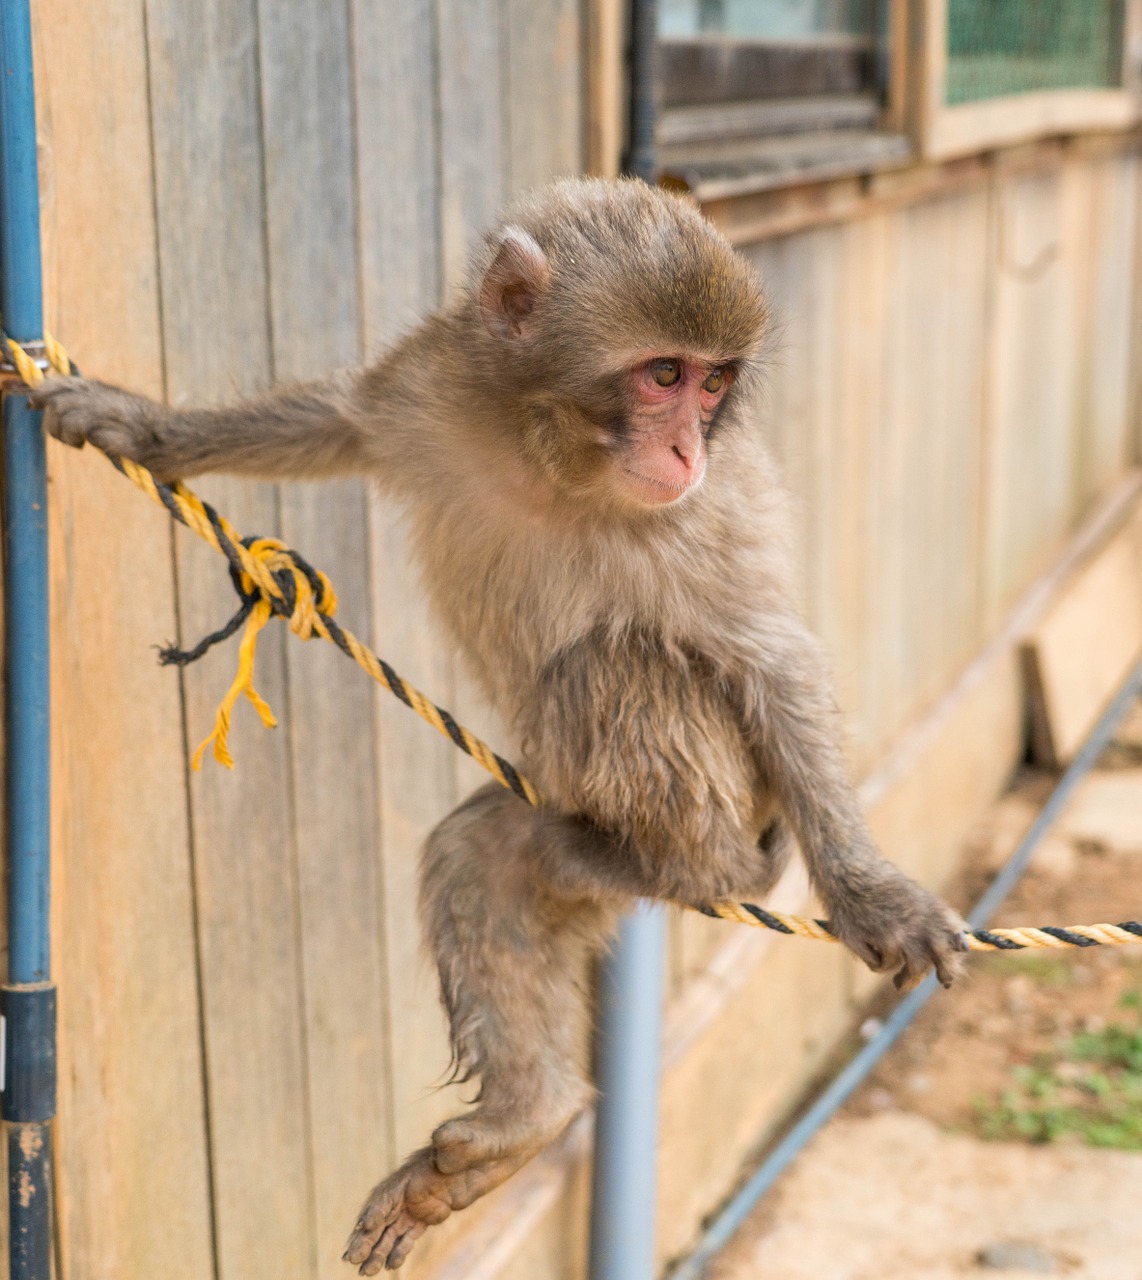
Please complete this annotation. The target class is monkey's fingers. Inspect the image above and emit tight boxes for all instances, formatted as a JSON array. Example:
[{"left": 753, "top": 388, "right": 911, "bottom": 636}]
[
  {"left": 892, "top": 921, "right": 968, "bottom": 991},
  {"left": 32, "top": 376, "right": 170, "bottom": 470},
  {"left": 933, "top": 930, "right": 970, "bottom": 989},
  {"left": 30, "top": 376, "right": 93, "bottom": 448}
]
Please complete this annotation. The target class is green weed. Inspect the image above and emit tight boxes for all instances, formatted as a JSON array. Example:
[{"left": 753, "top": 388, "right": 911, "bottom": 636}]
[
  {"left": 976, "top": 953, "right": 1076, "bottom": 984},
  {"left": 974, "top": 996, "right": 1142, "bottom": 1149}
]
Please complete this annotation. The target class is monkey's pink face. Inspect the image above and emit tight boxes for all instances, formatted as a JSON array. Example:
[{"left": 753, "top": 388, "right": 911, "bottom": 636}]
[{"left": 618, "top": 356, "right": 734, "bottom": 507}]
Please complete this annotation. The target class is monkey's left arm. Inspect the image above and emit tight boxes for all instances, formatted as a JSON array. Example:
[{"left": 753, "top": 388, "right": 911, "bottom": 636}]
[
  {"left": 735, "top": 621, "right": 966, "bottom": 990},
  {"left": 33, "top": 372, "right": 376, "bottom": 484}
]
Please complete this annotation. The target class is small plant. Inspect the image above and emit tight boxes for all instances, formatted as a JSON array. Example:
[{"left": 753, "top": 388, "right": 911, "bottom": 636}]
[
  {"left": 974, "top": 992, "right": 1142, "bottom": 1150},
  {"left": 976, "top": 952, "right": 1076, "bottom": 984}
]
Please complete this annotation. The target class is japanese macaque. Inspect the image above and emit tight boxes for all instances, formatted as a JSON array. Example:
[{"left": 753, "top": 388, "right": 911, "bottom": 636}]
[{"left": 36, "top": 177, "right": 965, "bottom": 1273}]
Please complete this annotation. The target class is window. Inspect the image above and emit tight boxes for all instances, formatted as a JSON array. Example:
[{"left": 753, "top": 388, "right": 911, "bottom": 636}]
[
  {"left": 917, "top": 0, "right": 1140, "bottom": 159},
  {"left": 601, "top": 2, "right": 1142, "bottom": 197},
  {"left": 946, "top": 0, "right": 1124, "bottom": 105},
  {"left": 655, "top": 1, "right": 909, "bottom": 200}
]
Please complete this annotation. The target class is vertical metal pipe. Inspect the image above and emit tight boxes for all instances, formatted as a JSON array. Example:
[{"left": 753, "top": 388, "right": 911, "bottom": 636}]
[
  {"left": 668, "top": 651, "right": 1142, "bottom": 1280},
  {"left": 589, "top": 902, "right": 666, "bottom": 1280},
  {"left": 0, "top": 1, "right": 56, "bottom": 1276},
  {"left": 624, "top": 0, "right": 659, "bottom": 182},
  {"left": 589, "top": 6, "right": 664, "bottom": 1279}
]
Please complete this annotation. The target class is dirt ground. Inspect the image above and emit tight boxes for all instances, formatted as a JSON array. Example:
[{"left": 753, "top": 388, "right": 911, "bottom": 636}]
[{"left": 710, "top": 702, "right": 1142, "bottom": 1280}]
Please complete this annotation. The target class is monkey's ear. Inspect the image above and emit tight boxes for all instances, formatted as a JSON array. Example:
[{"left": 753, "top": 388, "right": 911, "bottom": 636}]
[{"left": 479, "top": 228, "right": 551, "bottom": 342}]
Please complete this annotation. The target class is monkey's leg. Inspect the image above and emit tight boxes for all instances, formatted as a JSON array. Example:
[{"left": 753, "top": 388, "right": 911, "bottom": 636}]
[{"left": 344, "top": 787, "right": 621, "bottom": 1274}]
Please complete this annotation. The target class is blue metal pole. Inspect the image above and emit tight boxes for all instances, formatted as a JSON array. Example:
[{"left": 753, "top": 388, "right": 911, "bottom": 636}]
[
  {"left": 587, "top": 4, "right": 665, "bottom": 1277},
  {"left": 589, "top": 902, "right": 666, "bottom": 1280},
  {"left": 0, "top": 0, "right": 56, "bottom": 1275}
]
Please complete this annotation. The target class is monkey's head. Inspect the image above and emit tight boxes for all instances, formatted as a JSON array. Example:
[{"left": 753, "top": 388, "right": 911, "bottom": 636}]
[{"left": 470, "top": 178, "right": 770, "bottom": 513}]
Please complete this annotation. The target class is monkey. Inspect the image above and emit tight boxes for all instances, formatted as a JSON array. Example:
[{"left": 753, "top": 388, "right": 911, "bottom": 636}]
[{"left": 35, "top": 177, "right": 966, "bottom": 1274}]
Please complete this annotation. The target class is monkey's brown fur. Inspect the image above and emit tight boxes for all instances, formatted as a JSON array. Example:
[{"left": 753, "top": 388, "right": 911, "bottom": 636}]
[{"left": 36, "top": 178, "right": 965, "bottom": 1274}]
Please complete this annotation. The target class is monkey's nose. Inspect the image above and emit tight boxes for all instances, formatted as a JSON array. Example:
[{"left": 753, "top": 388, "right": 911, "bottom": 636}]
[{"left": 672, "top": 441, "right": 701, "bottom": 473}]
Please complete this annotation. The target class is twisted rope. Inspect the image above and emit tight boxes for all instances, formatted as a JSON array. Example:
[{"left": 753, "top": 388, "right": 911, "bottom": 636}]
[{"left": 6, "top": 328, "right": 1141, "bottom": 955}]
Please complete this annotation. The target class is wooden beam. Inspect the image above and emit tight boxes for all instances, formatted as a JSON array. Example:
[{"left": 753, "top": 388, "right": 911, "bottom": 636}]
[
  {"left": 1024, "top": 499, "right": 1142, "bottom": 766},
  {"left": 584, "top": 0, "right": 624, "bottom": 177},
  {"left": 927, "top": 89, "right": 1140, "bottom": 162}
]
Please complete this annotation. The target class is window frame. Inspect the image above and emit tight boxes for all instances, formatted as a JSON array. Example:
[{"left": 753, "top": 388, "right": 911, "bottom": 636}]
[
  {"left": 909, "top": 0, "right": 1142, "bottom": 160},
  {"left": 584, "top": 0, "right": 1142, "bottom": 186},
  {"left": 651, "top": 8, "right": 910, "bottom": 200}
]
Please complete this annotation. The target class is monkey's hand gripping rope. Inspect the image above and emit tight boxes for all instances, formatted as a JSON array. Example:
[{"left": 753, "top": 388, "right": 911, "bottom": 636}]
[{"left": 7, "top": 329, "right": 1142, "bottom": 958}]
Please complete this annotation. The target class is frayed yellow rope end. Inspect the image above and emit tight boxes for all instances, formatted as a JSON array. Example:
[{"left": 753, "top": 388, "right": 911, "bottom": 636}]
[{"left": 190, "top": 598, "right": 277, "bottom": 771}]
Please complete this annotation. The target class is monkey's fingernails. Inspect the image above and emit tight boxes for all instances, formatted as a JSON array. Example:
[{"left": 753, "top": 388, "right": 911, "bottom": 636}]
[
  {"left": 344, "top": 1235, "right": 375, "bottom": 1266},
  {"left": 894, "top": 966, "right": 924, "bottom": 992}
]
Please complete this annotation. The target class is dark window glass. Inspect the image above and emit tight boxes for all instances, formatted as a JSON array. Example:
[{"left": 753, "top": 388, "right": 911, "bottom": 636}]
[{"left": 655, "top": 1, "right": 902, "bottom": 196}]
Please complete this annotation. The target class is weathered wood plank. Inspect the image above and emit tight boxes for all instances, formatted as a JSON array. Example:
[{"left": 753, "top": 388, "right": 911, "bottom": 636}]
[
  {"left": 506, "top": 0, "right": 582, "bottom": 193},
  {"left": 889, "top": 189, "right": 990, "bottom": 723},
  {"left": 145, "top": 1, "right": 316, "bottom": 1276},
  {"left": 1024, "top": 502, "right": 1142, "bottom": 767},
  {"left": 255, "top": 3, "right": 392, "bottom": 1274},
  {"left": 982, "top": 167, "right": 1081, "bottom": 628},
  {"left": 747, "top": 226, "right": 857, "bottom": 725},
  {"left": 435, "top": 0, "right": 515, "bottom": 806},
  {"left": 350, "top": 6, "right": 471, "bottom": 1277},
  {"left": 351, "top": 0, "right": 441, "bottom": 353},
  {"left": 1132, "top": 153, "right": 1142, "bottom": 466},
  {"left": 32, "top": 1, "right": 215, "bottom": 1275},
  {"left": 437, "top": 0, "right": 508, "bottom": 287},
  {"left": 584, "top": 0, "right": 623, "bottom": 177},
  {"left": 1073, "top": 154, "right": 1138, "bottom": 509}
]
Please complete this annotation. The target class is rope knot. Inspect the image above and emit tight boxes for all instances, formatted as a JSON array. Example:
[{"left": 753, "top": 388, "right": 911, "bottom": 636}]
[
  {"left": 246, "top": 538, "right": 338, "bottom": 640},
  {"left": 159, "top": 534, "right": 339, "bottom": 771}
]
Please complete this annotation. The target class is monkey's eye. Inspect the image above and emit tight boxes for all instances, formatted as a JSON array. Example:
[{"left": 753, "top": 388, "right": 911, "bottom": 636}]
[
  {"left": 650, "top": 359, "right": 682, "bottom": 387},
  {"left": 703, "top": 368, "right": 728, "bottom": 394}
]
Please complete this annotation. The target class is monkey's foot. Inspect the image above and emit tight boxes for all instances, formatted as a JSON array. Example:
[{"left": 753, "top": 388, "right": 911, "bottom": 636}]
[
  {"left": 343, "top": 1154, "right": 435, "bottom": 1275},
  {"left": 343, "top": 1144, "right": 526, "bottom": 1274}
]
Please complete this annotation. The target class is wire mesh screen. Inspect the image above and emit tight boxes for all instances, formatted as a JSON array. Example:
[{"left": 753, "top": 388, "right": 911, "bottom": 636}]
[{"left": 946, "top": 0, "right": 1124, "bottom": 105}]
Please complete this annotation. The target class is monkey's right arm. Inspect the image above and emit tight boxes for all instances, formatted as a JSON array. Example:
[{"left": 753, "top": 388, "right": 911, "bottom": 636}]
[
  {"left": 33, "top": 373, "right": 379, "bottom": 483},
  {"left": 736, "top": 623, "right": 967, "bottom": 991}
]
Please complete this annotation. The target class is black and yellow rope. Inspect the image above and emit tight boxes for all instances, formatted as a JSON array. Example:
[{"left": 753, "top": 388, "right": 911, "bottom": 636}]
[{"left": 5, "top": 327, "right": 1142, "bottom": 956}]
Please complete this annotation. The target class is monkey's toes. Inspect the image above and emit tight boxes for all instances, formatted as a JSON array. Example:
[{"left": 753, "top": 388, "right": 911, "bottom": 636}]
[
  {"left": 344, "top": 1174, "right": 412, "bottom": 1273},
  {"left": 346, "top": 1210, "right": 425, "bottom": 1275},
  {"left": 344, "top": 1153, "right": 454, "bottom": 1273}
]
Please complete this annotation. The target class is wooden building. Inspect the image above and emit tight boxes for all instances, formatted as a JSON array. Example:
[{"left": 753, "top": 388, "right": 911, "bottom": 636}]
[{"left": 19, "top": 0, "right": 1142, "bottom": 1276}]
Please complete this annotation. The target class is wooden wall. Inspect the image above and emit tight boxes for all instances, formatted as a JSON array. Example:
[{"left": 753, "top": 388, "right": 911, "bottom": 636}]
[
  {"left": 32, "top": 2, "right": 580, "bottom": 1278},
  {"left": 757, "top": 148, "right": 1140, "bottom": 769},
  {"left": 16, "top": 3, "right": 1142, "bottom": 1278}
]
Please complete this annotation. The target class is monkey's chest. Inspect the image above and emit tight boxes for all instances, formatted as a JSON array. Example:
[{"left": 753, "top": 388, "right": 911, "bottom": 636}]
[{"left": 518, "top": 632, "right": 768, "bottom": 859}]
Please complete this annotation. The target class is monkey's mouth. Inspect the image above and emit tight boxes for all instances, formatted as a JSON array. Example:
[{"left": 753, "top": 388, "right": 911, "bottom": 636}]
[{"left": 622, "top": 465, "right": 702, "bottom": 504}]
